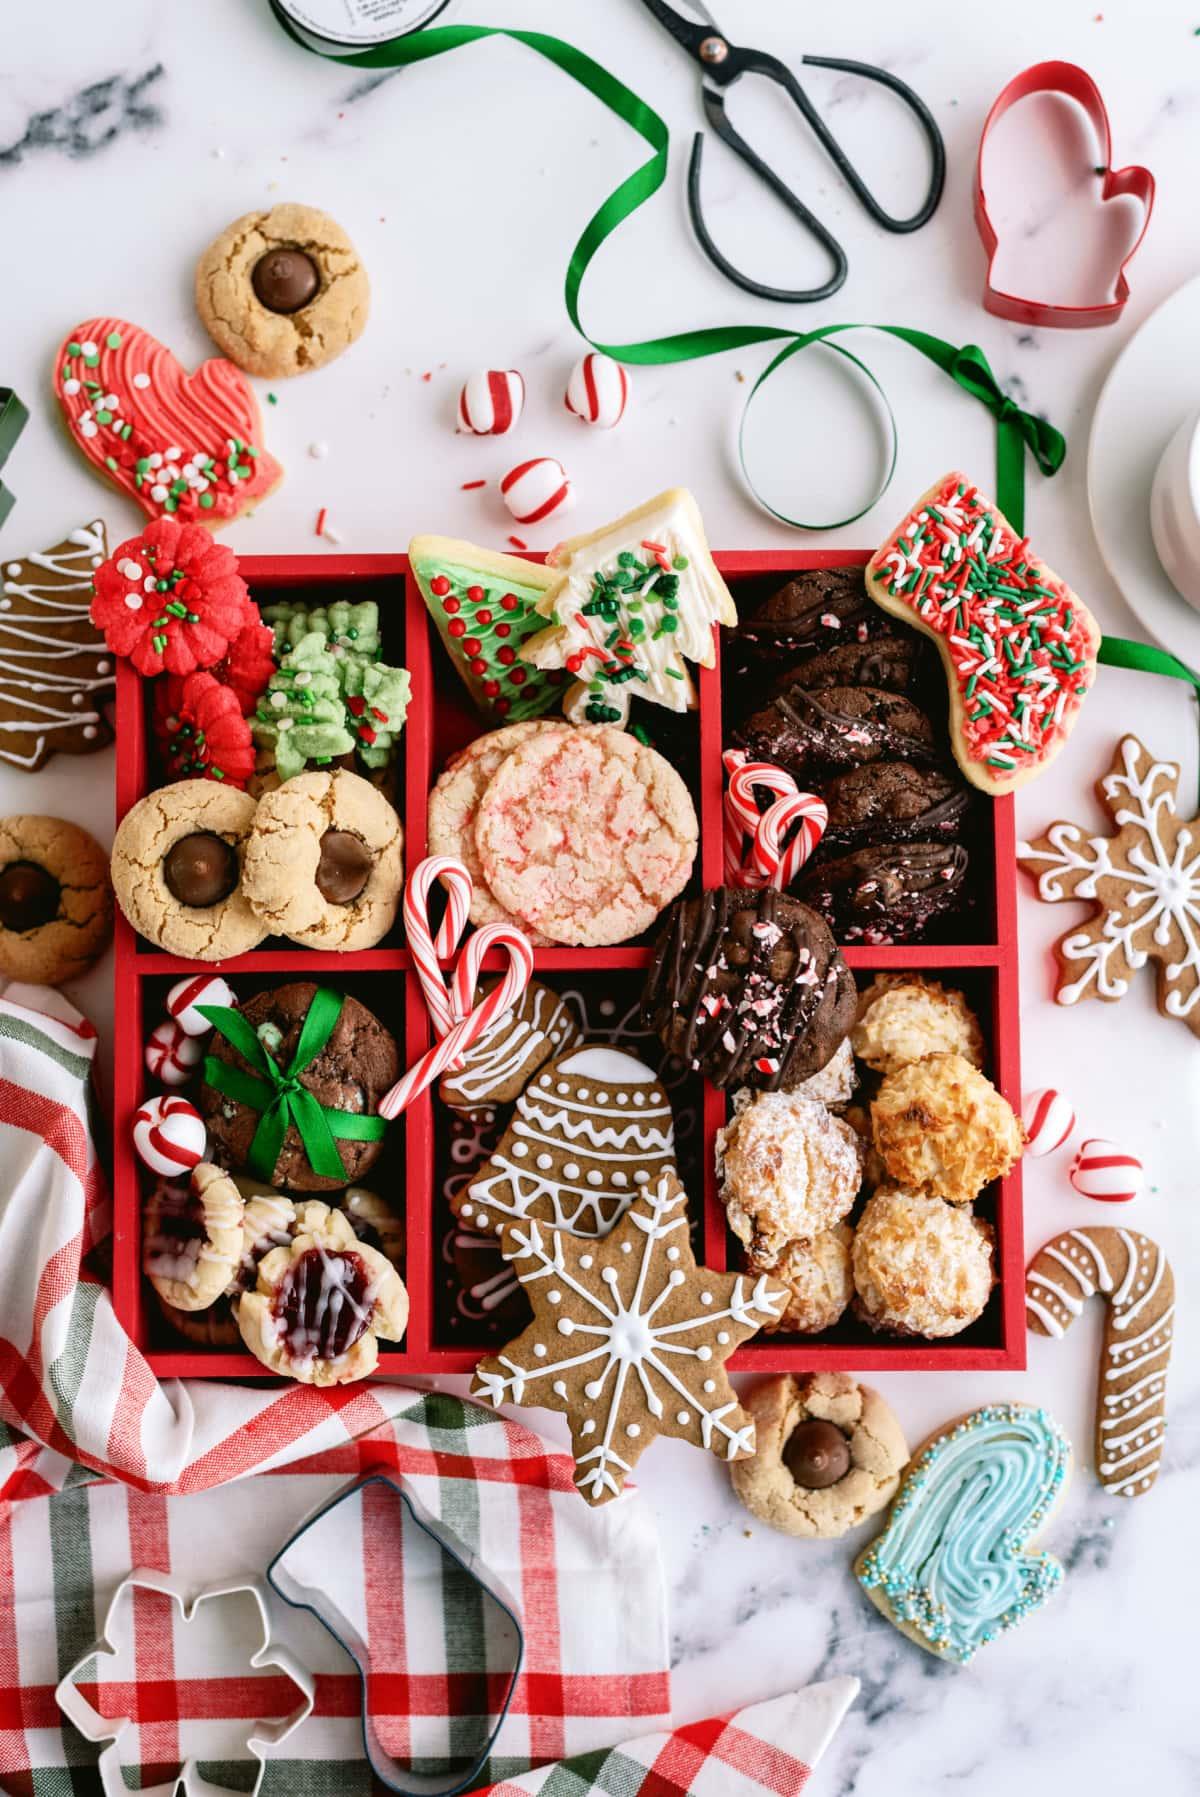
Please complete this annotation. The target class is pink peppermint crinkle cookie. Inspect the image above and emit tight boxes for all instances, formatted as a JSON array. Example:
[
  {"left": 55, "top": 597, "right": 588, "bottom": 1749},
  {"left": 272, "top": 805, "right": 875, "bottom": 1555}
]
[{"left": 475, "top": 725, "right": 698, "bottom": 946}]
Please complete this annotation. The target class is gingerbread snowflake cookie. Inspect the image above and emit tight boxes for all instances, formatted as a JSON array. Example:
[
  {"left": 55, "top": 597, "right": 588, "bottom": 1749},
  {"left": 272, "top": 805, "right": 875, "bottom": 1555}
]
[
  {"left": 0, "top": 521, "right": 115, "bottom": 771},
  {"left": 472, "top": 1168, "right": 787, "bottom": 1505},
  {"left": 455, "top": 1045, "right": 676, "bottom": 1238},
  {"left": 1019, "top": 736, "right": 1200, "bottom": 1035}
]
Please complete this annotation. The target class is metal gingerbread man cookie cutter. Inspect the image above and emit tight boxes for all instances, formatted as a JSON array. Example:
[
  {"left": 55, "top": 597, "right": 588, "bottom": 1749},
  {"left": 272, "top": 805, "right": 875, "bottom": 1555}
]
[
  {"left": 268, "top": 1471, "right": 525, "bottom": 1796},
  {"left": 54, "top": 1567, "right": 315, "bottom": 1797}
]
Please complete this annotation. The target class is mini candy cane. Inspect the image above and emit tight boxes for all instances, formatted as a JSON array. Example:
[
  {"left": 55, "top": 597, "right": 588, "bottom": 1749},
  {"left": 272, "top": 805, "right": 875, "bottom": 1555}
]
[
  {"left": 754, "top": 791, "right": 828, "bottom": 887},
  {"left": 381, "top": 924, "right": 534, "bottom": 1119},
  {"left": 403, "top": 855, "right": 474, "bottom": 1038}
]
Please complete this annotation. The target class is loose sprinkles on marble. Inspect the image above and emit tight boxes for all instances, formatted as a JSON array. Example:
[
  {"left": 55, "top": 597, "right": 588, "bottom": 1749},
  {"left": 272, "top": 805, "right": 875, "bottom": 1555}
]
[{"left": 872, "top": 478, "right": 1094, "bottom": 775}]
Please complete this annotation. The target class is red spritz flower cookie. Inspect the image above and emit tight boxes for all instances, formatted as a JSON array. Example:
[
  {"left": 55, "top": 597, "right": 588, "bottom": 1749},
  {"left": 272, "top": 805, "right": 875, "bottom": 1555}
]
[
  {"left": 152, "top": 673, "right": 256, "bottom": 788},
  {"left": 91, "top": 518, "right": 251, "bottom": 677},
  {"left": 217, "top": 617, "right": 277, "bottom": 714}
]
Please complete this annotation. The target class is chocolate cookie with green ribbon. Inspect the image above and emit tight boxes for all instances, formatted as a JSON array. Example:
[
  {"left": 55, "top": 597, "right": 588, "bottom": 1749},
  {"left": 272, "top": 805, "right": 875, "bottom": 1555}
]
[{"left": 199, "top": 981, "right": 397, "bottom": 1192}]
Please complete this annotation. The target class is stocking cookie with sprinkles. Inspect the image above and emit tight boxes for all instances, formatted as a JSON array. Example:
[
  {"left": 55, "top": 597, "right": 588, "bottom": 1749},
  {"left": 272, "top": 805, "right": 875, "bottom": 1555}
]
[
  {"left": 454, "top": 1045, "right": 676, "bottom": 1238},
  {"left": 0, "top": 520, "right": 114, "bottom": 770},
  {"left": 409, "top": 534, "right": 567, "bottom": 724},
  {"left": 472, "top": 1167, "right": 786, "bottom": 1504},
  {"left": 54, "top": 319, "right": 282, "bottom": 529},
  {"left": 1026, "top": 1227, "right": 1174, "bottom": 1498},
  {"left": 1019, "top": 736, "right": 1200, "bottom": 1035},
  {"left": 866, "top": 472, "right": 1099, "bottom": 793}
]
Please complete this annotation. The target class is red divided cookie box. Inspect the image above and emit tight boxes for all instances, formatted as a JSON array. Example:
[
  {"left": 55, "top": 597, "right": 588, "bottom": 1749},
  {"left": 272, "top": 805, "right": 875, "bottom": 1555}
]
[{"left": 111, "top": 550, "right": 1026, "bottom": 1377}]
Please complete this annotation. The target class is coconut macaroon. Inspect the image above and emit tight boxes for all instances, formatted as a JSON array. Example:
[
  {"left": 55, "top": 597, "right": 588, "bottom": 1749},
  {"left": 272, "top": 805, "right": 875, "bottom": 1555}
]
[
  {"left": 717, "top": 1090, "right": 864, "bottom": 1268},
  {"left": 871, "top": 1052, "right": 1024, "bottom": 1205},
  {"left": 755, "top": 1226, "right": 855, "bottom": 1334},
  {"left": 852, "top": 1186, "right": 995, "bottom": 1338},
  {"left": 852, "top": 974, "right": 985, "bottom": 1076}
]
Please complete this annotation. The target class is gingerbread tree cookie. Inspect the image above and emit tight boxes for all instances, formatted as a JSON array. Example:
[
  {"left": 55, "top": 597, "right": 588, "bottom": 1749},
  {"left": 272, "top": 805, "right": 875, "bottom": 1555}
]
[
  {"left": 0, "top": 520, "right": 114, "bottom": 770},
  {"left": 1018, "top": 736, "right": 1200, "bottom": 1035},
  {"left": 521, "top": 488, "right": 738, "bottom": 726},
  {"left": 472, "top": 1168, "right": 786, "bottom": 1505}
]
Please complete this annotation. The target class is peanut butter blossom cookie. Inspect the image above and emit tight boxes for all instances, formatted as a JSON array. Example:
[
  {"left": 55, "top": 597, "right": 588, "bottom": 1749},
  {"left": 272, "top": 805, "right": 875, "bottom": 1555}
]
[
  {"left": 0, "top": 520, "right": 115, "bottom": 771},
  {"left": 54, "top": 320, "right": 282, "bottom": 529},
  {"left": 855, "top": 1403, "right": 1072, "bottom": 1662},
  {"left": 195, "top": 203, "right": 371, "bottom": 380},
  {"left": 866, "top": 472, "right": 1099, "bottom": 794},
  {"left": 409, "top": 535, "right": 566, "bottom": 724},
  {"left": 111, "top": 782, "right": 266, "bottom": 961},
  {"left": 0, "top": 814, "right": 112, "bottom": 985},
  {"left": 472, "top": 1168, "right": 786, "bottom": 1505},
  {"left": 731, "top": 1373, "right": 909, "bottom": 1540},
  {"left": 241, "top": 768, "right": 404, "bottom": 950}
]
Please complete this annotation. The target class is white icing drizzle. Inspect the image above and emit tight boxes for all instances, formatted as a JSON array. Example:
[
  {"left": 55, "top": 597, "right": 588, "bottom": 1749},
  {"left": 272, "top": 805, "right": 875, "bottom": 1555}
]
[
  {"left": 555, "top": 1046, "right": 658, "bottom": 1084},
  {"left": 1111, "top": 1230, "right": 1141, "bottom": 1308},
  {"left": 442, "top": 986, "right": 579, "bottom": 1104},
  {"left": 1027, "top": 1274, "right": 1083, "bottom": 1315},
  {"left": 1115, "top": 1253, "right": 1165, "bottom": 1330},
  {"left": 1100, "top": 1391, "right": 1164, "bottom": 1429},
  {"left": 1066, "top": 1230, "right": 1113, "bottom": 1291},
  {"left": 1102, "top": 1371, "right": 1164, "bottom": 1409},
  {"left": 1024, "top": 1295, "right": 1064, "bottom": 1338},
  {"left": 0, "top": 523, "right": 113, "bottom": 766}
]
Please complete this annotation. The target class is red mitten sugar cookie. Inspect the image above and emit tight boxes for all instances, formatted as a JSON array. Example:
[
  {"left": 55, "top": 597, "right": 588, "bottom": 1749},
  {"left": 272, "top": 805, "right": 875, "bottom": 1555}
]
[
  {"left": 54, "top": 319, "right": 282, "bottom": 529},
  {"left": 1026, "top": 1227, "right": 1174, "bottom": 1497},
  {"left": 865, "top": 473, "right": 1099, "bottom": 793}
]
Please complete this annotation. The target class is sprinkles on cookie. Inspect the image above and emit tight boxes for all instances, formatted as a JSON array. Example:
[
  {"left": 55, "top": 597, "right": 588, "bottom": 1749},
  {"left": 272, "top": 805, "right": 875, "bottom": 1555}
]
[{"left": 866, "top": 473, "right": 1099, "bottom": 794}]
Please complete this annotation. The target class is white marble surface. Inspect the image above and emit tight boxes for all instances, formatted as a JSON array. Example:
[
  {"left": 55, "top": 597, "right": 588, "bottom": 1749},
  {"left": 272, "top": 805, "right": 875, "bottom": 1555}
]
[{"left": 3, "top": 1, "right": 1199, "bottom": 1792}]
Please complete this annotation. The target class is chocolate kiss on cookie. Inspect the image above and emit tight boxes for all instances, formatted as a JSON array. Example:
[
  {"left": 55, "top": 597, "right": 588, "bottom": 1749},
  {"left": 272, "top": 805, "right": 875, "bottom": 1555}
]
[
  {"left": 642, "top": 888, "right": 856, "bottom": 1092},
  {"left": 454, "top": 1045, "right": 676, "bottom": 1239},
  {"left": 735, "top": 684, "right": 936, "bottom": 784},
  {"left": 819, "top": 762, "right": 972, "bottom": 856},
  {"left": 797, "top": 841, "right": 969, "bottom": 944}
]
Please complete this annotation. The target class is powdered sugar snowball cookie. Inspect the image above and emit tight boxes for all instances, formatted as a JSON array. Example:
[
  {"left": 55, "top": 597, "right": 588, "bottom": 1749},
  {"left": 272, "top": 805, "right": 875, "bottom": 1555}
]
[
  {"left": 754, "top": 1226, "right": 855, "bottom": 1334},
  {"left": 852, "top": 975, "right": 985, "bottom": 1076},
  {"left": 1022, "top": 1088, "right": 1076, "bottom": 1158},
  {"left": 565, "top": 352, "right": 630, "bottom": 428},
  {"left": 871, "top": 1052, "right": 1024, "bottom": 1206},
  {"left": 1070, "top": 1139, "right": 1144, "bottom": 1202},
  {"left": 167, "top": 973, "right": 237, "bottom": 1036},
  {"left": 458, "top": 369, "right": 525, "bottom": 436},
  {"left": 852, "top": 1186, "right": 995, "bottom": 1338},
  {"left": 717, "top": 1090, "right": 863, "bottom": 1268},
  {"left": 145, "top": 1018, "right": 204, "bottom": 1088},
  {"left": 142, "top": 1162, "right": 244, "bottom": 1311},
  {"left": 426, "top": 720, "right": 568, "bottom": 942},
  {"left": 500, "top": 458, "right": 575, "bottom": 527},
  {"left": 475, "top": 725, "right": 697, "bottom": 946},
  {"left": 133, "top": 1094, "right": 207, "bottom": 1176}
]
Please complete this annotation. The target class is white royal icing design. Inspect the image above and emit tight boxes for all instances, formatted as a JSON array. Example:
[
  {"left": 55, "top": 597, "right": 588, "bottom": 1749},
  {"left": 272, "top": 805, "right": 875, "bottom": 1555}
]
[
  {"left": 473, "top": 1172, "right": 782, "bottom": 1501},
  {"left": 441, "top": 985, "right": 580, "bottom": 1106},
  {"left": 0, "top": 523, "right": 113, "bottom": 767}
]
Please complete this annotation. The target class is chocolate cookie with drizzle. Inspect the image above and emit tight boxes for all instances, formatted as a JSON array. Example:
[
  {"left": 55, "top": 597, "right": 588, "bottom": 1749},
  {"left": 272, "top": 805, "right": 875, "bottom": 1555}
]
[{"left": 735, "top": 683, "right": 937, "bottom": 785}]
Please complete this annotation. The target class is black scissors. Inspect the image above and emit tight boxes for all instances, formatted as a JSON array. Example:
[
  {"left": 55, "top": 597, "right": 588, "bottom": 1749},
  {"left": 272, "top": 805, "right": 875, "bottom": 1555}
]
[{"left": 640, "top": 0, "right": 946, "bottom": 303}]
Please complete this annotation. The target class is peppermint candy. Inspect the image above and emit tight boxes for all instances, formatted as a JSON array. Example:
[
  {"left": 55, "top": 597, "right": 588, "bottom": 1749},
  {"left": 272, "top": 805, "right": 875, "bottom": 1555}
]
[
  {"left": 458, "top": 369, "right": 525, "bottom": 436},
  {"left": 167, "top": 973, "right": 236, "bottom": 1036},
  {"left": 132, "top": 1093, "right": 207, "bottom": 1175},
  {"left": 1070, "top": 1139, "right": 1144, "bottom": 1203},
  {"left": 500, "top": 458, "right": 575, "bottom": 526},
  {"left": 1021, "top": 1088, "right": 1075, "bottom": 1158},
  {"left": 145, "top": 1019, "right": 204, "bottom": 1089},
  {"left": 565, "top": 352, "right": 630, "bottom": 428}
]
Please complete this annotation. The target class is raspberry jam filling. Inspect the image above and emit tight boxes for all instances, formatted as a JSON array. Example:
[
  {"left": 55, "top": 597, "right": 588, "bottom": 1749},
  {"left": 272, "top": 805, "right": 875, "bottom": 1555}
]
[{"left": 272, "top": 1246, "right": 374, "bottom": 1363}]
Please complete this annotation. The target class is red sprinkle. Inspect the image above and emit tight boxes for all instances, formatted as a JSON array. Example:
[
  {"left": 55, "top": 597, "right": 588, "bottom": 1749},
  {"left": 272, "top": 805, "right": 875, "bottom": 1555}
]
[
  {"left": 448, "top": 619, "right": 466, "bottom": 638},
  {"left": 463, "top": 637, "right": 482, "bottom": 655},
  {"left": 421, "top": 371, "right": 432, "bottom": 382},
  {"left": 442, "top": 595, "right": 460, "bottom": 614},
  {"left": 500, "top": 594, "right": 519, "bottom": 611},
  {"left": 430, "top": 576, "right": 451, "bottom": 598},
  {"left": 508, "top": 667, "right": 527, "bottom": 686},
  {"left": 496, "top": 646, "right": 516, "bottom": 665},
  {"left": 467, "top": 585, "right": 484, "bottom": 602},
  {"left": 460, "top": 480, "right": 487, "bottom": 491},
  {"left": 495, "top": 622, "right": 511, "bottom": 637},
  {"left": 483, "top": 679, "right": 500, "bottom": 697},
  {"left": 475, "top": 608, "right": 493, "bottom": 625},
  {"left": 315, "top": 507, "right": 328, "bottom": 537},
  {"left": 508, "top": 536, "right": 528, "bottom": 551}
]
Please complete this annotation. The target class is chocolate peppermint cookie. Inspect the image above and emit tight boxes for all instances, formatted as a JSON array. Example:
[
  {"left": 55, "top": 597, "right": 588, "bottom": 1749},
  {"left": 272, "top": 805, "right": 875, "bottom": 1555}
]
[
  {"left": 734, "top": 566, "right": 882, "bottom": 665},
  {"left": 797, "top": 841, "right": 970, "bottom": 944},
  {"left": 642, "top": 888, "right": 855, "bottom": 1090},
  {"left": 735, "top": 684, "right": 936, "bottom": 784},
  {"left": 819, "top": 761, "right": 972, "bottom": 856},
  {"left": 774, "top": 632, "right": 926, "bottom": 696}
]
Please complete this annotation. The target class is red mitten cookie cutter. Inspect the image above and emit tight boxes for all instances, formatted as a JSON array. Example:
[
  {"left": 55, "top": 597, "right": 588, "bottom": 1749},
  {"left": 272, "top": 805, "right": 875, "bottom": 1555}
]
[{"left": 975, "top": 61, "right": 1155, "bottom": 328}]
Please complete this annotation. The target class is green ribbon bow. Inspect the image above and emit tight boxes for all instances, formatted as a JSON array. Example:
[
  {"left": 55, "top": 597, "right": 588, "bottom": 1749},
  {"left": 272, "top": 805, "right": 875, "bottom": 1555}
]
[
  {"left": 266, "top": 10, "right": 1062, "bottom": 535},
  {"left": 200, "top": 989, "right": 386, "bottom": 1183}
]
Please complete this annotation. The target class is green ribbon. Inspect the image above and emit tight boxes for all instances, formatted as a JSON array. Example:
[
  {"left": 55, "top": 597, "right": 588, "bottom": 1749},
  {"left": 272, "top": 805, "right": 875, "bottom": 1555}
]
[
  {"left": 199, "top": 989, "right": 386, "bottom": 1183},
  {"left": 1098, "top": 635, "right": 1200, "bottom": 688},
  {"left": 266, "top": 10, "right": 1061, "bottom": 533}
]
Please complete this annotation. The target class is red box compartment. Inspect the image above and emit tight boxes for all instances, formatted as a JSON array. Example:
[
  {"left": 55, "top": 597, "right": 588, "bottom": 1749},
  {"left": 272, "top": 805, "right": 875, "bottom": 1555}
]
[{"left": 111, "top": 550, "right": 1025, "bottom": 1378}]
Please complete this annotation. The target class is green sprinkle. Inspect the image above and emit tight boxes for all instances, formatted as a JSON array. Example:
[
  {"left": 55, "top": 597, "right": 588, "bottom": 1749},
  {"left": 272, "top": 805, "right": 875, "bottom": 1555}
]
[
  {"left": 106, "top": 331, "right": 122, "bottom": 349},
  {"left": 94, "top": 410, "right": 112, "bottom": 425},
  {"left": 83, "top": 352, "right": 100, "bottom": 367},
  {"left": 665, "top": 665, "right": 684, "bottom": 678},
  {"left": 66, "top": 342, "right": 82, "bottom": 357},
  {"left": 672, "top": 555, "right": 689, "bottom": 571},
  {"left": 267, "top": 393, "right": 278, "bottom": 405},
  {"left": 104, "top": 455, "right": 118, "bottom": 471}
]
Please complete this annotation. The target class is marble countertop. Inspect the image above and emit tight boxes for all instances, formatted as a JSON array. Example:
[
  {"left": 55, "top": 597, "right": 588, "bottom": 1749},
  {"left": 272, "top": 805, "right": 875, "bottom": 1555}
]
[{"left": 3, "top": 1, "right": 1198, "bottom": 1792}]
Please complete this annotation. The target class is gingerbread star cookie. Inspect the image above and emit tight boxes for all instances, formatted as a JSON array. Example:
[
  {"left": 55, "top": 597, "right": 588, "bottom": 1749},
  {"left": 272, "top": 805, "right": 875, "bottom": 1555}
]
[
  {"left": 471, "top": 1168, "right": 787, "bottom": 1505},
  {"left": 1018, "top": 736, "right": 1200, "bottom": 1035}
]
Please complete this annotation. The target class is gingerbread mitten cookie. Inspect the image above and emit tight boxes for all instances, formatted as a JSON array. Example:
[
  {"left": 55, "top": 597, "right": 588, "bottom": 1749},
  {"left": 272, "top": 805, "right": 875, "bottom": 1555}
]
[{"left": 438, "top": 980, "right": 582, "bottom": 1113}]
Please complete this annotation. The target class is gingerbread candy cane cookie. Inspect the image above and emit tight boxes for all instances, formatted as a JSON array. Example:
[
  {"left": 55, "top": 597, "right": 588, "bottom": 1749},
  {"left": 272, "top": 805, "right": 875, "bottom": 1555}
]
[{"left": 1025, "top": 1227, "right": 1174, "bottom": 1498}]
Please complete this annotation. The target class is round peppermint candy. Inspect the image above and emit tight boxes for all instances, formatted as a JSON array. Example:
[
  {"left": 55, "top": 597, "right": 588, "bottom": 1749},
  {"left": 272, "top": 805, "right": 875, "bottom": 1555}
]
[
  {"left": 145, "top": 1019, "right": 204, "bottom": 1089},
  {"left": 1069, "top": 1139, "right": 1144, "bottom": 1203},
  {"left": 167, "top": 973, "right": 236, "bottom": 1036},
  {"left": 458, "top": 369, "right": 525, "bottom": 437},
  {"left": 500, "top": 457, "right": 575, "bottom": 526},
  {"left": 1021, "top": 1088, "right": 1075, "bottom": 1157},
  {"left": 132, "top": 1094, "right": 206, "bottom": 1176},
  {"left": 565, "top": 352, "right": 630, "bottom": 429}
]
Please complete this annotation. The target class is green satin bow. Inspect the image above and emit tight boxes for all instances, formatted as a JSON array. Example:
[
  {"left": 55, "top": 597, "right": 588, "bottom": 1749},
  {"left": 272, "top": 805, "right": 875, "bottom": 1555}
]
[
  {"left": 266, "top": 9, "right": 1061, "bottom": 534},
  {"left": 200, "top": 989, "right": 386, "bottom": 1183}
]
